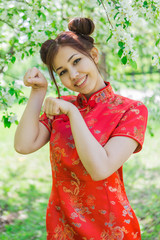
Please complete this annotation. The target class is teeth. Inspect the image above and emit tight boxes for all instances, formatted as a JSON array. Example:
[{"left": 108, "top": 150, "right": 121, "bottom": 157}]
[{"left": 76, "top": 76, "right": 86, "bottom": 86}]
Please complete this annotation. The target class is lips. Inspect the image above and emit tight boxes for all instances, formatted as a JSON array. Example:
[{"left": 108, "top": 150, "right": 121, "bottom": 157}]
[{"left": 75, "top": 75, "right": 87, "bottom": 87}]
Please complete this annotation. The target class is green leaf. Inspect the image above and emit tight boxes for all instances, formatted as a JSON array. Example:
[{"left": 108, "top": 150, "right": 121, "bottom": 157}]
[
  {"left": 15, "top": 120, "right": 19, "bottom": 125},
  {"left": 2, "top": 116, "right": 11, "bottom": 128},
  {"left": 19, "top": 97, "right": 27, "bottom": 104},
  {"left": 106, "top": 31, "right": 113, "bottom": 42},
  {"left": 129, "top": 59, "right": 137, "bottom": 69},
  {"left": 45, "top": 30, "right": 52, "bottom": 37},
  {"left": 116, "top": 23, "right": 122, "bottom": 27},
  {"left": 63, "top": 88, "right": 68, "bottom": 92},
  {"left": 11, "top": 56, "right": 16, "bottom": 63},
  {"left": 115, "top": 5, "right": 120, "bottom": 10},
  {"left": 97, "top": 0, "right": 102, "bottom": 5},
  {"left": 37, "top": 10, "right": 46, "bottom": 21},
  {"left": 21, "top": 53, "right": 25, "bottom": 59},
  {"left": 25, "top": 51, "right": 29, "bottom": 56},
  {"left": 8, "top": 88, "right": 15, "bottom": 96},
  {"left": 151, "top": 4, "right": 156, "bottom": 11},
  {"left": 124, "top": 18, "right": 130, "bottom": 27},
  {"left": 118, "top": 41, "right": 125, "bottom": 49},
  {"left": 118, "top": 49, "right": 123, "bottom": 58},
  {"left": 121, "top": 55, "right": 127, "bottom": 65},
  {"left": 143, "top": 1, "right": 148, "bottom": 8},
  {"left": 22, "top": 15, "right": 27, "bottom": 20},
  {"left": 114, "top": 12, "right": 119, "bottom": 20},
  {"left": 29, "top": 48, "right": 34, "bottom": 55},
  {"left": 20, "top": 27, "right": 27, "bottom": 31},
  {"left": 155, "top": 39, "right": 160, "bottom": 47}
]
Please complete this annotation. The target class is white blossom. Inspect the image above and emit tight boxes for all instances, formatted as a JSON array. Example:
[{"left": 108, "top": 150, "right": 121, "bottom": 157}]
[
  {"left": 1, "top": 89, "right": 15, "bottom": 108},
  {"left": 8, "top": 114, "right": 18, "bottom": 123}
]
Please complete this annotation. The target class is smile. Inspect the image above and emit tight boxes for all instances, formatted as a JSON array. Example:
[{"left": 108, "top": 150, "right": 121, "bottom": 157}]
[{"left": 75, "top": 75, "right": 88, "bottom": 87}]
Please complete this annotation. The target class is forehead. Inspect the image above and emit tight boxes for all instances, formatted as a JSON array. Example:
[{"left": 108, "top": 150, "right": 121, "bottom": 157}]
[{"left": 53, "top": 46, "right": 82, "bottom": 67}]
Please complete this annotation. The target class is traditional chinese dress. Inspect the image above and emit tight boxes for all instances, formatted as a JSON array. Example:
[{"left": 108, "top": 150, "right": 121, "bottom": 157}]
[{"left": 40, "top": 82, "right": 148, "bottom": 240}]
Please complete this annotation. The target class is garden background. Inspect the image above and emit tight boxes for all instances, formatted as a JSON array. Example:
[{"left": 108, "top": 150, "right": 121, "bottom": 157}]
[{"left": 0, "top": 0, "right": 160, "bottom": 239}]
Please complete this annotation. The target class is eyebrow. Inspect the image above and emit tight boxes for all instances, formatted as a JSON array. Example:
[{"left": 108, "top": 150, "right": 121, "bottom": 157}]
[{"left": 55, "top": 54, "right": 78, "bottom": 72}]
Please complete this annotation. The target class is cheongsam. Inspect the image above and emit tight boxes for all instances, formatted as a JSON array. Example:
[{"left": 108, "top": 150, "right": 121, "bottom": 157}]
[{"left": 39, "top": 82, "right": 148, "bottom": 240}]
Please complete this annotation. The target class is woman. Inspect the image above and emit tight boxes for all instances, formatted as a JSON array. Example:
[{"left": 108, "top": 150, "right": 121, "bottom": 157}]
[{"left": 14, "top": 17, "right": 148, "bottom": 240}]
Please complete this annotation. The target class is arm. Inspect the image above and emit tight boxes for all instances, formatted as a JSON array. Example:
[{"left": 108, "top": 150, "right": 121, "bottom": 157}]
[
  {"left": 14, "top": 67, "right": 50, "bottom": 154},
  {"left": 43, "top": 98, "right": 138, "bottom": 181},
  {"left": 68, "top": 106, "right": 138, "bottom": 181}
]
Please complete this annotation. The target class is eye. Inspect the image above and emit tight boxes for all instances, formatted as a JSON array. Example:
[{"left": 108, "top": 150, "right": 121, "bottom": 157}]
[
  {"left": 59, "top": 70, "right": 67, "bottom": 76},
  {"left": 73, "top": 58, "right": 81, "bottom": 65}
]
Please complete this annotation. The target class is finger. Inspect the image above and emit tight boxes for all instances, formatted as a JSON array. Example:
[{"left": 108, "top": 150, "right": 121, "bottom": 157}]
[
  {"left": 29, "top": 67, "right": 39, "bottom": 78},
  {"left": 23, "top": 69, "right": 31, "bottom": 82},
  {"left": 24, "top": 78, "right": 39, "bottom": 87},
  {"left": 53, "top": 107, "right": 61, "bottom": 115},
  {"left": 43, "top": 99, "right": 60, "bottom": 116},
  {"left": 46, "top": 114, "right": 54, "bottom": 120},
  {"left": 24, "top": 69, "right": 37, "bottom": 87},
  {"left": 50, "top": 99, "right": 61, "bottom": 115},
  {"left": 27, "top": 77, "right": 41, "bottom": 84},
  {"left": 43, "top": 100, "right": 51, "bottom": 116}
]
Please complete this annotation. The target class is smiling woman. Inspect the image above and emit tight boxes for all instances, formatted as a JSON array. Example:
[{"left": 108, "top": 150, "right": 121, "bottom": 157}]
[
  {"left": 14, "top": 17, "right": 148, "bottom": 240},
  {"left": 40, "top": 17, "right": 96, "bottom": 98},
  {"left": 52, "top": 46, "right": 105, "bottom": 98}
]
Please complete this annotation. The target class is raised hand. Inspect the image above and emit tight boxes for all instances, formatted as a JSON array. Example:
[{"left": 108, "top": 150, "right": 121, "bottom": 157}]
[
  {"left": 43, "top": 97, "right": 76, "bottom": 119},
  {"left": 23, "top": 67, "right": 48, "bottom": 90}
]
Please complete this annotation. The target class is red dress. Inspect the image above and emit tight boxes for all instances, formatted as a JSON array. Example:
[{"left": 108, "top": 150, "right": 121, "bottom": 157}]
[{"left": 40, "top": 82, "right": 148, "bottom": 240}]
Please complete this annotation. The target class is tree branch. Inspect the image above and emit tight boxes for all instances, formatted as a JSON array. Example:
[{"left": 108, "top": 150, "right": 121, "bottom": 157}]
[
  {"left": 99, "top": 0, "right": 113, "bottom": 29},
  {"left": 0, "top": 19, "right": 15, "bottom": 29}
]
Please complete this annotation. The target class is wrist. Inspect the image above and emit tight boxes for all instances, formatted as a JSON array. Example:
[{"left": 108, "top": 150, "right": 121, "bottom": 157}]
[
  {"left": 67, "top": 104, "right": 79, "bottom": 118},
  {"left": 31, "top": 87, "right": 47, "bottom": 94},
  {"left": 29, "top": 88, "right": 47, "bottom": 102}
]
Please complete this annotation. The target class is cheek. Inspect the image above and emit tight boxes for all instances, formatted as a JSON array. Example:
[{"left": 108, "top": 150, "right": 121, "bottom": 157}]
[
  {"left": 81, "top": 59, "right": 96, "bottom": 72},
  {"left": 60, "top": 76, "right": 72, "bottom": 88},
  {"left": 60, "top": 78, "right": 67, "bottom": 87}
]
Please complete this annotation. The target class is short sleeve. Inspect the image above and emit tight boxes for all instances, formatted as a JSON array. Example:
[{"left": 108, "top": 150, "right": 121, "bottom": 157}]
[
  {"left": 110, "top": 101, "right": 148, "bottom": 153},
  {"left": 39, "top": 112, "right": 53, "bottom": 133}
]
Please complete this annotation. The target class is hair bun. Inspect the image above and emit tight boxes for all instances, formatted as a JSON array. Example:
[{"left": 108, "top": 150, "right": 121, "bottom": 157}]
[
  {"left": 40, "top": 39, "right": 55, "bottom": 64},
  {"left": 68, "top": 17, "right": 95, "bottom": 36}
]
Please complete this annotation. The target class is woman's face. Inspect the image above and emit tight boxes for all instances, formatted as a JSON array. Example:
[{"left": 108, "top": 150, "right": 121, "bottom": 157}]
[{"left": 53, "top": 46, "right": 105, "bottom": 99}]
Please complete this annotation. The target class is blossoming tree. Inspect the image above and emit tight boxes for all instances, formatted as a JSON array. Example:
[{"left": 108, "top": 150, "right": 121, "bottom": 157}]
[{"left": 0, "top": 0, "right": 160, "bottom": 130}]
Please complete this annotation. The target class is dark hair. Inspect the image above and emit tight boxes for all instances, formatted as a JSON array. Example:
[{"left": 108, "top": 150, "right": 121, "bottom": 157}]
[{"left": 40, "top": 17, "right": 95, "bottom": 98}]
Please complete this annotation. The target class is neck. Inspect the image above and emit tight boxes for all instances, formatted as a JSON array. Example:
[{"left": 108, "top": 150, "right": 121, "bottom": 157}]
[{"left": 84, "top": 75, "right": 106, "bottom": 100}]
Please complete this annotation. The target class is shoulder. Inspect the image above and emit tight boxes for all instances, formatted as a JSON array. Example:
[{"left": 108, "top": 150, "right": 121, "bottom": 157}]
[
  {"left": 113, "top": 93, "right": 148, "bottom": 114},
  {"left": 110, "top": 94, "right": 148, "bottom": 153}
]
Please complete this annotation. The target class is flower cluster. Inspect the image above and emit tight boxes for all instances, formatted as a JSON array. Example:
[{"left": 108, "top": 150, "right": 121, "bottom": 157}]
[
  {"left": 98, "top": 0, "right": 160, "bottom": 67},
  {"left": 0, "top": 0, "right": 160, "bottom": 127},
  {"left": 0, "top": 87, "right": 15, "bottom": 110}
]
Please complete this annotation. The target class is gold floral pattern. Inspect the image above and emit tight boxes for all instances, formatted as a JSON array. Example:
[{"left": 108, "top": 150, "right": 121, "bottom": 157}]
[{"left": 39, "top": 82, "right": 148, "bottom": 240}]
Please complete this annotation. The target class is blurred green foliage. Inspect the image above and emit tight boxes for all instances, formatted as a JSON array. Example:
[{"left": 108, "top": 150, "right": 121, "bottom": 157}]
[{"left": 0, "top": 0, "right": 160, "bottom": 133}]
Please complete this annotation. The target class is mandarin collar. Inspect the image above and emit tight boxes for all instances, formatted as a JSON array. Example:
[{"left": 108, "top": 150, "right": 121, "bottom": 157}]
[{"left": 77, "top": 82, "right": 114, "bottom": 108}]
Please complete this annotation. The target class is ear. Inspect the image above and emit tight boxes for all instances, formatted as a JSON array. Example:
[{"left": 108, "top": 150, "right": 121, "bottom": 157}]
[{"left": 90, "top": 47, "right": 99, "bottom": 64}]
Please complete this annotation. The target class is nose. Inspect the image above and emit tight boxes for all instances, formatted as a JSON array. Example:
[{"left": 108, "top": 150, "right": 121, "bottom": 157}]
[{"left": 69, "top": 67, "right": 79, "bottom": 80}]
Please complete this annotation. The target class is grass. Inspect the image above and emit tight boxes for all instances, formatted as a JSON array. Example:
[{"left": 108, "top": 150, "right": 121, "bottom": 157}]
[
  {"left": 0, "top": 104, "right": 51, "bottom": 240},
  {"left": 123, "top": 122, "right": 160, "bottom": 240},
  {"left": 0, "top": 103, "right": 160, "bottom": 240}
]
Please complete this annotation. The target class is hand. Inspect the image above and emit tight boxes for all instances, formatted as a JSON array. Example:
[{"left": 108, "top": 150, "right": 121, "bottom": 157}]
[
  {"left": 23, "top": 67, "right": 48, "bottom": 90},
  {"left": 43, "top": 97, "right": 76, "bottom": 119}
]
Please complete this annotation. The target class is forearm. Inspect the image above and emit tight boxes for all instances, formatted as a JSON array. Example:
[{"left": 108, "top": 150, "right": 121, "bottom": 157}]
[
  {"left": 68, "top": 107, "right": 108, "bottom": 181},
  {"left": 14, "top": 88, "right": 46, "bottom": 153}
]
